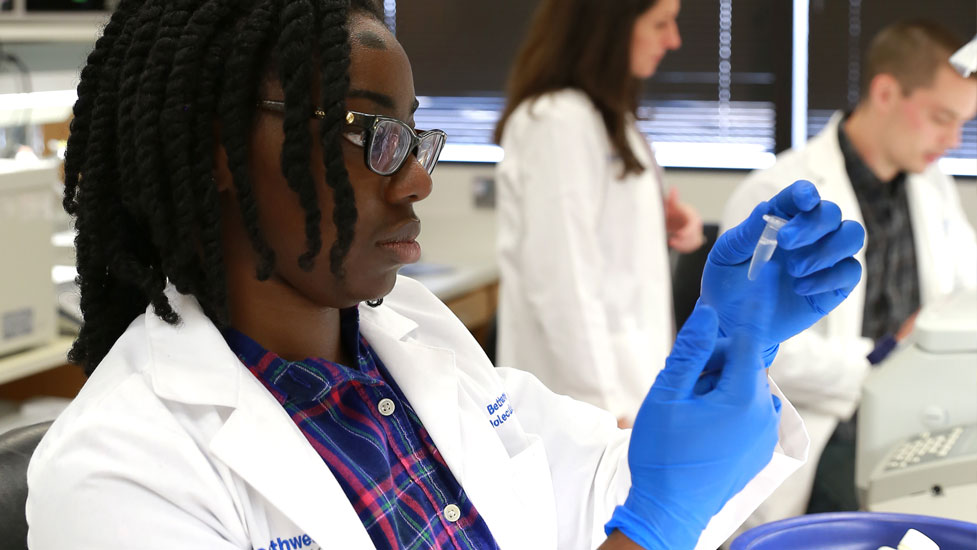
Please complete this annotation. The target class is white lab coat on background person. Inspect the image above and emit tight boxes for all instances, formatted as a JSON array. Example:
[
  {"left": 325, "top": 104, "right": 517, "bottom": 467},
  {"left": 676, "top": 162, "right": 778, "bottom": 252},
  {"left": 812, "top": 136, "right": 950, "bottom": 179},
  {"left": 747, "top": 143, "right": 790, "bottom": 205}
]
[
  {"left": 720, "top": 112, "right": 977, "bottom": 527},
  {"left": 28, "top": 275, "right": 808, "bottom": 550},
  {"left": 496, "top": 89, "right": 673, "bottom": 422}
]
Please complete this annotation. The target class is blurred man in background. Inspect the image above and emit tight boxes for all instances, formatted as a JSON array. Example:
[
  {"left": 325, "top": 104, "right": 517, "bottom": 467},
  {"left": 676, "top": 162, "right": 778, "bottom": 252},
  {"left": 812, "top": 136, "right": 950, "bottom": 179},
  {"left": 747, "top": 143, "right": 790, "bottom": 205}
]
[{"left": 722, "top": 19, "right": 977, "bottom": 529}]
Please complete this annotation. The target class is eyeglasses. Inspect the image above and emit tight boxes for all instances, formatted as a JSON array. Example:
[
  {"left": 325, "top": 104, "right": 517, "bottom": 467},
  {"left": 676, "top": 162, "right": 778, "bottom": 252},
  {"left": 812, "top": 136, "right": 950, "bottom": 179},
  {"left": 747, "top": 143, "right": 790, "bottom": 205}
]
[{"left": 256, "top": 100, "right": 447, "bottom": 177}]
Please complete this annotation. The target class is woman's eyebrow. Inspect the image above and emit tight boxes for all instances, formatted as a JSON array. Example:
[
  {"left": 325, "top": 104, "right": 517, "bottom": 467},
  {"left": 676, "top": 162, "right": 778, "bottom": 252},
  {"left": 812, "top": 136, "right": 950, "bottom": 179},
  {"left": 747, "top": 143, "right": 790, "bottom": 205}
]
[
  {"left": 353, "top": 30, "right": 387, "bottom": 50},
  {"left": 348, "top": 88, "right": 395, "bottom": 109},
  {"left": 347, "top": 89, "right": 420, "bottom": 117}
]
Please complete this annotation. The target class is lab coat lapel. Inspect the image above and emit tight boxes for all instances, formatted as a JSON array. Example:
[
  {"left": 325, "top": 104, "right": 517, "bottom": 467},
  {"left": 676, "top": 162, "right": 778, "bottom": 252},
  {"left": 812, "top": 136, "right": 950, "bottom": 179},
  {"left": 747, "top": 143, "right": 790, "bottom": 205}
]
[
  {"left": 359, "top": 319, "right": 466, "bottom": 484},
  {"left": 149, "top": 289, "right": 374, "bottom": 547},
  {"left": 359, "top": 304, "right": 549, "bottom": 548},
  {"left": 804, "top": 113, "right": 867, "bottom": 339},
  {"left": 805, "top": 114, "right": 865, "bottom": 230},
  {"left": 208, "top": 374, "right": 375, "bottom": 549},
  {"left": 905, "top": 173, "right": 948, "bottom": 303}
]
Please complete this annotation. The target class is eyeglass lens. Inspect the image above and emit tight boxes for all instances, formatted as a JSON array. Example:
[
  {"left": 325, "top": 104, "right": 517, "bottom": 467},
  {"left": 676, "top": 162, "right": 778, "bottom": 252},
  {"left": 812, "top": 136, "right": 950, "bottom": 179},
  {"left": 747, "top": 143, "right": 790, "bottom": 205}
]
[
  {"left": 369, "top": 119, "right": 443, "bottom": 175},
  {"left": 415, "top": 134, "right": 442, "bottom": 174}
]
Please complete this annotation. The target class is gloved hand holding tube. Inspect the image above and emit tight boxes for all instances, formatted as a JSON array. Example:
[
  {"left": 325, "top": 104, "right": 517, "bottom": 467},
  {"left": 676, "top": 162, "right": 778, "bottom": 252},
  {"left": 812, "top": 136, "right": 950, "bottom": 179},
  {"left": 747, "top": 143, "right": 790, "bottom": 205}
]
[
  {"left": 701, "top": 179, "right": 865, "bottom": 362},
  {"left": 604, "top": 303, "right": 781, "bottom": 550},
  {"left": 604, "top": 179, "right": 865, "bottom": 549}
]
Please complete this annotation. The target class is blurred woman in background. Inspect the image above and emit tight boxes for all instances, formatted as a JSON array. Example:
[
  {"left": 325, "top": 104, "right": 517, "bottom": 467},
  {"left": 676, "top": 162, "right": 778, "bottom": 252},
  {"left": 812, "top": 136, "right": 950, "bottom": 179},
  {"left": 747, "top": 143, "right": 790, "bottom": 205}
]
[{"left": 494, "top": 0, "right": 703, "bottom": 426}]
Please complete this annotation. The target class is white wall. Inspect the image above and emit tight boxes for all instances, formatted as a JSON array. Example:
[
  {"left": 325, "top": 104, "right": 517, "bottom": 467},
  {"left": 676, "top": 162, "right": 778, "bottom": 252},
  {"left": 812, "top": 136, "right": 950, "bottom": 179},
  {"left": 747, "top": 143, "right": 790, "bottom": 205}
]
[
  {"left": 953, "top": 177, "right": 977, "bottom": 229},
  {"left": 0, "top": 43, "right": 89, "bottom": 94},
  {"left": 426, "top": 163, "right": 977, "bottom": 231},
  {"left": 663, "top": 169, "right": 977, "bottom": 230}
]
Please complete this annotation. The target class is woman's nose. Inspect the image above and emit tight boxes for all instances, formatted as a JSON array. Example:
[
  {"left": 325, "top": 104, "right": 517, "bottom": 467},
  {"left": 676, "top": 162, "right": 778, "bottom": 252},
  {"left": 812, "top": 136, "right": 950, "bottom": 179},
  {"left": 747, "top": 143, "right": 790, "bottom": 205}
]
[
  {"left": 669, "top": 23, "right": 682, "bottom": 50},
  {"left": 387, "top": 156, "right": 433, "bottom": 204}
]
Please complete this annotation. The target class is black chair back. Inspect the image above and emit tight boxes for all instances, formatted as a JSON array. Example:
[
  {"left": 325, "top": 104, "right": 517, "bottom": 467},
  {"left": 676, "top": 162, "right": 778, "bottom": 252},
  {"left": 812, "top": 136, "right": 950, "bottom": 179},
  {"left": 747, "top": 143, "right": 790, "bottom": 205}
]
[{"left": 0, "top": 421, "right": 53, "bottom": 550}]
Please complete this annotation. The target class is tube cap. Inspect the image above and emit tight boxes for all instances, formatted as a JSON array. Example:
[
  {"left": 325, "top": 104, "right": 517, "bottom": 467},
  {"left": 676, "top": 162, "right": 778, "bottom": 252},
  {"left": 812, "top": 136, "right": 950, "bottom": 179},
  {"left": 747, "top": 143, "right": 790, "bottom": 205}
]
[{"left": 898, "top": 528, "right": 939, "bottom": 550}]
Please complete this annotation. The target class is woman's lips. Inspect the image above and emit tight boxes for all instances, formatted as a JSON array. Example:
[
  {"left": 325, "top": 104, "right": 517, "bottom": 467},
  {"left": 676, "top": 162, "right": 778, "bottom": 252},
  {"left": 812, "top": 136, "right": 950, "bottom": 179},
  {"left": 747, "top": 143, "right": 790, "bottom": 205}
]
[
  {"left": 377, "top": 220, "right": 422, "bottom": 264},
  {"left": 377, "top": 239, "right": 421, "bottom": 264}
]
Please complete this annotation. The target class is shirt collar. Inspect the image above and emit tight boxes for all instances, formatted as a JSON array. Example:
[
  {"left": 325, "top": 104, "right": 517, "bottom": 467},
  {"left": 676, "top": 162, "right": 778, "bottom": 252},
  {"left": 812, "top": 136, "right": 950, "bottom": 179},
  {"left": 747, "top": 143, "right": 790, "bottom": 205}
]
[
  {"left": 837, "top": 112, "right": 907, "bottom": 191},
  {"left": 223, "top": 307, "right": 381, "bottom": 403}
]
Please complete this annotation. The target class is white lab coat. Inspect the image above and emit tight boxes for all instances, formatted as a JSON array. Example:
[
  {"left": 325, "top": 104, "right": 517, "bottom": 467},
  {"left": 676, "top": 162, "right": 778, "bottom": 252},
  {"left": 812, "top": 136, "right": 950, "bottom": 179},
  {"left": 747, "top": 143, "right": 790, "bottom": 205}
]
[
  {"left": 496, "top": 89, "right": 673, "bottom": 421},
  {"left": 720, "top": 112, "right": 977, "bottom": 527},
  {"left": 28, "top": 275, "right": 808, "bottom": 550}
]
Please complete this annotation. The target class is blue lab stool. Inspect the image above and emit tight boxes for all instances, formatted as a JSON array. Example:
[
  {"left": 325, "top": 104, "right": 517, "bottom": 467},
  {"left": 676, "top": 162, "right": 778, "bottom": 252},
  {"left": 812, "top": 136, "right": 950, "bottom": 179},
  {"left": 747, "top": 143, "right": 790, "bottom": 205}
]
[{"left": 731, "top": 512, "right": 977, "bottom": 550}]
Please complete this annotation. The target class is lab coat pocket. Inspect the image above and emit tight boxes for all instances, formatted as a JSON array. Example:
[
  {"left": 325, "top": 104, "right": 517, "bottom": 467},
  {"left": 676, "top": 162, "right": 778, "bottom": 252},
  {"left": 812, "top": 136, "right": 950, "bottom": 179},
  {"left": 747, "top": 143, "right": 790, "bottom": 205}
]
[{"left": 504, "top": 436, "right": 559, "bottom": 548}]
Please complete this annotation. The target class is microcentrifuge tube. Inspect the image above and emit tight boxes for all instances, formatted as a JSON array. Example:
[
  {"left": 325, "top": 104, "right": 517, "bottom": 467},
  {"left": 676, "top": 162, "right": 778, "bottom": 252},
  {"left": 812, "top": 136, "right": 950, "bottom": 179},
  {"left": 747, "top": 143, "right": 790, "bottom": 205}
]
[{"left": 747, "top": 214, "right": 788, "bottom": 281}]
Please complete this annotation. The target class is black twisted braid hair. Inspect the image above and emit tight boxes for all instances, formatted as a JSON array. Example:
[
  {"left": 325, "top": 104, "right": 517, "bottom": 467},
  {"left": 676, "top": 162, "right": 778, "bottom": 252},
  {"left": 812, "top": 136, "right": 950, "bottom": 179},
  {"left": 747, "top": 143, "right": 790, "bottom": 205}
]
[{"left": 63, "top": 0, "right": 384, "bottom": 375}]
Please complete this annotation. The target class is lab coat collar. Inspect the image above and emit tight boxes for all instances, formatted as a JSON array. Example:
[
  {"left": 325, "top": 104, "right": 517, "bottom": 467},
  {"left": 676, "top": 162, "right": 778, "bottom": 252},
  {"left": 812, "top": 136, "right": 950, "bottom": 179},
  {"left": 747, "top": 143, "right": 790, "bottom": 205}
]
[
  {"left": 147, "top": 284, "right": 422, "bottom": 408},
  {"left": 801, "top": 112, "right": 867, "bottom": 245},
  {"left": 358, "top": 292, "right": 420, "bottom": 340},
  {"left": 209, "top": 377, "right": 376, "bottom": 548},
  {"left": 146, "top": 285, "right": 380, "bottom": 546},
  {"left": 360, "top": 285, "right": 550, "bottom": 548},
  {"left": 146, "top": 282, "right": 466, "bottom": 547},
  {"left": 212, "top": 297, "right": 464, "bottom": 547},
  {"left": 147, "top": 285, "right": 242, "bottom": 409},
  {"left": 805, "top": 112, "right": 847, "bottom": 185}
]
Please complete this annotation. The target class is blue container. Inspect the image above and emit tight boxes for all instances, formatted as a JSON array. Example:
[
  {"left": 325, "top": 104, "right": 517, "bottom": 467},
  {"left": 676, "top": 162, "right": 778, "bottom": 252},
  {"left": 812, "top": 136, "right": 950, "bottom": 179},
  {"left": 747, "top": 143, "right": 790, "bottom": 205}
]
[{"left": 731, "top": 512, "right": 977, "bottom": 550}]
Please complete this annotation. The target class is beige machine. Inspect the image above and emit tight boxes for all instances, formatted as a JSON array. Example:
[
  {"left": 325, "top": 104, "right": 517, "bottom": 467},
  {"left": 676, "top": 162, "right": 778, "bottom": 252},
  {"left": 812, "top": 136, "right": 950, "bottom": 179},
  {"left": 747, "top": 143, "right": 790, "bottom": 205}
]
[
  {"left": 857, "top": 291, "right": 977, "bottom": 522},
  {"left": 866, "top": 423, "right": 976, "bottom": 522},
  {"left": 0, "top": 158, "right": 58, "bottom": 357}
]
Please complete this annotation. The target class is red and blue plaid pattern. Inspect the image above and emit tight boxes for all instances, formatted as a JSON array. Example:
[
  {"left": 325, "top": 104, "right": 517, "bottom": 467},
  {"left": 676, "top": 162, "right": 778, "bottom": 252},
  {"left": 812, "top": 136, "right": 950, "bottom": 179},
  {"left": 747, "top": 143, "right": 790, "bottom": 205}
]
[{"left": 224, "top": 308, "right": 499, "bottom": 550}]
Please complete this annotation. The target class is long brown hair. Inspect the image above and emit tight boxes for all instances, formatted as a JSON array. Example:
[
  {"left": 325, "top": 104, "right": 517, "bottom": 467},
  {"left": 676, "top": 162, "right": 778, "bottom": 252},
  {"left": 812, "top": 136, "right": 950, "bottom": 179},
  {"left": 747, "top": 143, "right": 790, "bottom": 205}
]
[{"left": 494, "top": 0, "right": 658, "bottom": 175}]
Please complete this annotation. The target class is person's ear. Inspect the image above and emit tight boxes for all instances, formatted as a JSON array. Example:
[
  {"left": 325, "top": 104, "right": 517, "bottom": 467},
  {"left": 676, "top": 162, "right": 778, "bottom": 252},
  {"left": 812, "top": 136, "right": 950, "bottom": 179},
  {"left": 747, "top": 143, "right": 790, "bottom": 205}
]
[{"left": 868, "top": 73, "right": 902, "bottom": 113}]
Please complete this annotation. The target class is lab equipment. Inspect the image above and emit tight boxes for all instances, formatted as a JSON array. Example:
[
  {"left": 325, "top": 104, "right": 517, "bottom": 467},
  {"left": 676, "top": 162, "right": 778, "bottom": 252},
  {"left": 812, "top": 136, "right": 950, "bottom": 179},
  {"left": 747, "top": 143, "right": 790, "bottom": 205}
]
[
  {"left": 702, "top": 180, "right": 864, "bottom": 357},
  {"left": 877, "top": 532, "right": 939, "bottom": 550},
  {"left": 0, "top": 159, "right": 58, "bottom": 357},
  {"left": 949, "top": 35, "right": 977, "bottom": 77},
  {"left": 730, "top": 512, "right": 975, "bottom": 550},
  {"left": 747, "top": 214, "right": 787, "bottom": 281},
  {"left": 856, "top": 291, "right": 977, "bottom": 519},
  {"left": 897, "top": 529, "right": 939, "bottom": 550},
  {"left": 606, "top": 304, "right": 781, "bottom": 550},
  {"left": 865, "top": 424, "right": 976, "bottom": 523},
  {"left": 877, "top": 528, "right": 940, "bottom": 550}
]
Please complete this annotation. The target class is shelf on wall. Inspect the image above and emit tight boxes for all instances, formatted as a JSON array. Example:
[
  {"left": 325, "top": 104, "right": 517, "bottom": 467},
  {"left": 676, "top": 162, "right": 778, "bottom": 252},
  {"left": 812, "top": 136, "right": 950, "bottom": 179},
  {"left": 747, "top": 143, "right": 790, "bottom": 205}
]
[
  {"left": 0, "top": 15, "right": 107, "bottom": 43},
  {"left": 0, "top": 89, "right": 76, "bottom": 126}
]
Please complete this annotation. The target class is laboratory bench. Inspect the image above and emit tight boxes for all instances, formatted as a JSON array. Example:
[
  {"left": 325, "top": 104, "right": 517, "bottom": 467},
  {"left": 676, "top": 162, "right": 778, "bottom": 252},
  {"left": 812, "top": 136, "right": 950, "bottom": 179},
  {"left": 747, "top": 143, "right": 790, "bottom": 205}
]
[{"left": 0, "top": 336, "right": 74, "bottom": 387}]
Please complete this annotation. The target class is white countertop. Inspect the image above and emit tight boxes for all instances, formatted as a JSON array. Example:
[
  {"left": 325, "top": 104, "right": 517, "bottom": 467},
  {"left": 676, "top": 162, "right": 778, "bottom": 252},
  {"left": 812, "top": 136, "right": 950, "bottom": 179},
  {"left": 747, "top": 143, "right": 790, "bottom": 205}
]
[{"left": 0, "top": 336, "right": 73, "bottom": 386}]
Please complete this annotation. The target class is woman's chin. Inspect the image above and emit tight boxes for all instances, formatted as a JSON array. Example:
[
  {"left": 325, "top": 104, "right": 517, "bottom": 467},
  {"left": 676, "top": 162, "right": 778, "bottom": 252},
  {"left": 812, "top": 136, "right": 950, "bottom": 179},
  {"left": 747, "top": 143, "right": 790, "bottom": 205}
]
[{"left": 351, "top": 271, "right": 399, "bottom": 305}]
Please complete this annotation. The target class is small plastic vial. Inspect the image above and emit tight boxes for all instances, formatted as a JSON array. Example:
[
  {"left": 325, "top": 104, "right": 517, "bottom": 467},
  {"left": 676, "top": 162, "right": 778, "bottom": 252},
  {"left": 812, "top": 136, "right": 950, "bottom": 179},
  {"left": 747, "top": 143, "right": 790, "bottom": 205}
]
[{"left": 747, "top": 214, "right": 788, "bottom": 281}]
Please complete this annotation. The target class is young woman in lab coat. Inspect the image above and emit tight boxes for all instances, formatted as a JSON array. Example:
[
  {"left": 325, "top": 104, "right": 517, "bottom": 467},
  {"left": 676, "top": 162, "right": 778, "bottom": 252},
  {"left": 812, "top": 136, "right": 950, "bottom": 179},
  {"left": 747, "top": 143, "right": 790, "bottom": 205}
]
[
  {"left": 494, "top": 0, "right": 704, "bottom": 426},
  {"left": 27, "top": 1, "right": 864, "bottom": 549}
]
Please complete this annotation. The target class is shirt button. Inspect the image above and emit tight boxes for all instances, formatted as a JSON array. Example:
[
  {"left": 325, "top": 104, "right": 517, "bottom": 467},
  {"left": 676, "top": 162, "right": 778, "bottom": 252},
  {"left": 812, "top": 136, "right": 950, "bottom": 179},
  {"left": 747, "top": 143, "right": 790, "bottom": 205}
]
[
  {"left": 443, "top": 504, "right": 461, "bottom": 523},
  {"left": 377, "top": 398, "right": 396, "bottom": 417}
]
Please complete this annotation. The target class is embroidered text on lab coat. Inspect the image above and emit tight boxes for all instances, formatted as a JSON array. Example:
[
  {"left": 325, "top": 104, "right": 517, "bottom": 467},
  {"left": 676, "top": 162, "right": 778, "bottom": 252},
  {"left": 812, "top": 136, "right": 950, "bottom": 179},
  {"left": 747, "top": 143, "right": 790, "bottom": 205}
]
[
  {"left": 487, "top": 392, "right": 514, "bottom": 428},
  {"left": 256, "top": 534, "right": 316, "bottom": 550}
]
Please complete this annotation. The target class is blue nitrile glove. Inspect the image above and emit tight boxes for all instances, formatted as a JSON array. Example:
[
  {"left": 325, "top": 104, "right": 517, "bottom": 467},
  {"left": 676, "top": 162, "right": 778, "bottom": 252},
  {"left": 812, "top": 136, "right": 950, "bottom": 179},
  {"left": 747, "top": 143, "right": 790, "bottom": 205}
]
[
  {"left": 605, "top": 303, "right": 782, "bottom": 550},
  {"left": 701, "top": 180, "right": 865, "bottom": 361}
]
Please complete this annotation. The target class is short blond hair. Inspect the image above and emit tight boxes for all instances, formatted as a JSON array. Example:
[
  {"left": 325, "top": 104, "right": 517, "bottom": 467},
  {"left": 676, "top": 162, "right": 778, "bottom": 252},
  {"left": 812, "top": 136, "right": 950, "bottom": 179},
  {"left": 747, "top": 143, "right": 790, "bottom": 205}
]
[{"left": 862, "top": 20, "right": 968, "bottom": 98}]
